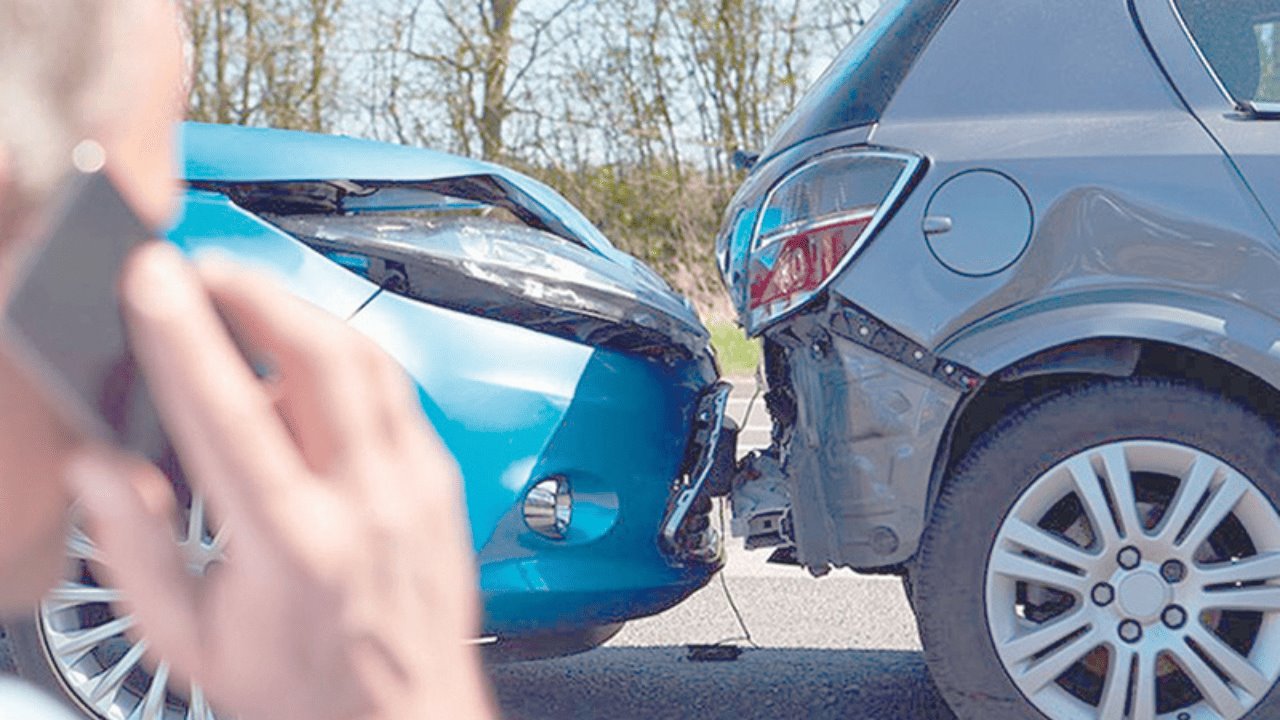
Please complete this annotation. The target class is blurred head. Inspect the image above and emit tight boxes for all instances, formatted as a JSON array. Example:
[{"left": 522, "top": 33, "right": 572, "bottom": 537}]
[{"left": 0, "top": 0, "right": 185, "bottom": 610}]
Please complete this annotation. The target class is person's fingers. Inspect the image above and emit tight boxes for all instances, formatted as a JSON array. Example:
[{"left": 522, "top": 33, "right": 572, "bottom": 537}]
[
  {"left": 120, "top": 243, "right": 304, "bottom": 523},
  {"left": 0, "top": 144, "right": 9, "bottom": 218},
  {"left": 64, "top": 446, "right": 202, "bottom": 682},
  {"left": 196, "top": 256, "right": 382, "bottom": 473}
]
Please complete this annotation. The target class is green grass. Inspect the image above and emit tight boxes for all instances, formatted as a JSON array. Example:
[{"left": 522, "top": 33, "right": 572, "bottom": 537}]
[{"left": 709, "top": 322, "right": 761, "bottom": 377}]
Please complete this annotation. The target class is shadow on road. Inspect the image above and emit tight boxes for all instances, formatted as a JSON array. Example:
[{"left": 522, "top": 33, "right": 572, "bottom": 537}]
[{"left": 488, "top": 646, "right": 956, "bottom": 719}]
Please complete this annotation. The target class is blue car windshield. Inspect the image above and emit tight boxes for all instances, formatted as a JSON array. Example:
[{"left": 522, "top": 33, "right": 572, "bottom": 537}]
[{"left": 759, "top": 0, "right": 957, "bottom": 162}]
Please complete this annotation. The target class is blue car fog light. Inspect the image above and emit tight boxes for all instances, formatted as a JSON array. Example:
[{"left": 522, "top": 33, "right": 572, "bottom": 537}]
[{"left": 523, "top": 476, "right": 573, "bottom": 539}]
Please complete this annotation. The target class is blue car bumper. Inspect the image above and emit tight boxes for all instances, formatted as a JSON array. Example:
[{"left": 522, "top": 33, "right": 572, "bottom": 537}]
[{"left": 347, "top": 288, "right": 723, "bottom": 637}]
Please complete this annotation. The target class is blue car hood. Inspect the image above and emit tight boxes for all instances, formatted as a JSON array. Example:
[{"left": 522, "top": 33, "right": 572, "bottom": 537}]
[
  {"left": 180, "top": 123, "right": 710, "bottom": 362},
  {"left": 184, "top": 123, "right": 613, "bottom": 254}
]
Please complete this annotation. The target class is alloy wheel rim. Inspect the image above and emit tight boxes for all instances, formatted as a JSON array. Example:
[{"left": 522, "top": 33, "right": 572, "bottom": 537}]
[
  {"left": 39, "top": 492, "right": 226, "bottom": 720},
  {"left": 985, "top": 440, "right": 1280, "bottom": 720}
]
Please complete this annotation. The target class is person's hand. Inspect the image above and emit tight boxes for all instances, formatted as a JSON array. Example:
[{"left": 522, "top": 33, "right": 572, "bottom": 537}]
[{"left": 65, "top": 243, "right": 495, "bottom": 720}]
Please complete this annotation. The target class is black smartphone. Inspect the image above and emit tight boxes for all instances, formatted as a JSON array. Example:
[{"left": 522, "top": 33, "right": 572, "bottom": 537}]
[{"left": 2, "top": 168, "right": 167, "bottom": 460}]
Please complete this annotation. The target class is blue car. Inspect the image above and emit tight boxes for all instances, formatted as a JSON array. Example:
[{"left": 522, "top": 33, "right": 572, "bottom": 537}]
[{"left": 3, "top": 123, "right": 733, "bottom": 720}]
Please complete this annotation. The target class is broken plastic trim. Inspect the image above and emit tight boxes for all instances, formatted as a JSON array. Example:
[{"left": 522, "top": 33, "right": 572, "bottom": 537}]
[
  {"left": 660, "top": 383, "right": 734, "bottom": 565},
  {"left": 828, "top": 298, "right": 980, "bottom": 392},
  {"left": 267, "top": 212, "right": 712, "bottom": 365}
]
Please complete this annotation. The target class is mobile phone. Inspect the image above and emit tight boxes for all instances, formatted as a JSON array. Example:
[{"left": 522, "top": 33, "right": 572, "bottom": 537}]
[{"left": 2, "top": 168, "right": 168, "bottom": 460}]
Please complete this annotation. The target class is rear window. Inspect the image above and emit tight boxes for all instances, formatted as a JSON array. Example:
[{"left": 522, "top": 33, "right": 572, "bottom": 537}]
[
  {"left": 1175, "top": 0, "right": 1280, "bottom": 104},
  {"left": 759, "top": 0, "right": 958, "bottom": 160}
]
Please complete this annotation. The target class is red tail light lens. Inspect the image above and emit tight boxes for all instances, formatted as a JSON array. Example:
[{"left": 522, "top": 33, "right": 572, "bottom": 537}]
[
  {"left": 749, "top": 210, "right": 874, "bottom": 309},
  {"left": 745, "top": 150, "right": 922, "bottom": 333}
]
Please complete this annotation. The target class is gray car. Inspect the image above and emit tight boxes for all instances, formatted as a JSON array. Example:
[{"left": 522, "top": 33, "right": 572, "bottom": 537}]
[{"left": 715, "top": 1, "right": 1280, "bottom": 718}]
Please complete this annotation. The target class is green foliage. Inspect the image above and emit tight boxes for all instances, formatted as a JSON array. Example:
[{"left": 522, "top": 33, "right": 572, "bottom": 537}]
[
  {"left": 710, "top": 322, "right": 761, "bottom": 377},
  {"left": 525, "top": 161, "right": 736, "bottom": 320}
]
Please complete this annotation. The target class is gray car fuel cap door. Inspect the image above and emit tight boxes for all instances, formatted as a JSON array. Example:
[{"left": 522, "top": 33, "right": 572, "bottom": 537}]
[{"left": 923, "top": 169, "right": 1034, "bottom": 277}]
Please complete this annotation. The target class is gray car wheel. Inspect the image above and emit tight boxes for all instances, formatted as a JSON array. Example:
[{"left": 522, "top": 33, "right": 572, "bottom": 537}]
[
  {"left": 916, "top": 378, "right": 1280, "bottom": 720},
  {"left": 2, "top": 493, "right": 225, "bottom": 720}
]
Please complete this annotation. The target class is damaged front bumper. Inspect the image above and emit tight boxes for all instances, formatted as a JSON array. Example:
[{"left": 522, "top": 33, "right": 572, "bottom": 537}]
[
  {"left": 660, "top": 382, "right": 737, "bottom": 564},
  {"left": 174, "top": 123, "right": 729, "bottom": 645},
  {"left": 729, "top": 299, "right": 982, "bottom": 574}
]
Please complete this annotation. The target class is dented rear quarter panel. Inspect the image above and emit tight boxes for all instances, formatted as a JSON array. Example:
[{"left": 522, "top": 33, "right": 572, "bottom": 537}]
[
  {"left": 732, "top": 0, "right": 1280, "bottom": 572},
  {"left": 851, "top": 0, "right": 1280, "bottom": 354}
]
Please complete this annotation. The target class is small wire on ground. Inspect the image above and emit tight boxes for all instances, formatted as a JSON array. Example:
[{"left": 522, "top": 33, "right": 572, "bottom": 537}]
[{"left": 707, "top": 379, "right": 763, "bottom": 650}]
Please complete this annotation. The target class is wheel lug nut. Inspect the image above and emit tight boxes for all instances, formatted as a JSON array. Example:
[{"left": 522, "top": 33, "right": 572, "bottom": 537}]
[
  {"left": 1117, "top": 546, "right": 1142, "bottom": 570},
  {"left": 1163, "top": 605, "right": 1188, "bottom": 630},
  {"left": 1119, "top": 620, "right": 1143, "bottom": 644},
  {"left": 1161, "top": 560, "right": 1186, "bottom": 584},
  {"left": 1092, "top": 583, "right": 1115, "bottom": 607}
]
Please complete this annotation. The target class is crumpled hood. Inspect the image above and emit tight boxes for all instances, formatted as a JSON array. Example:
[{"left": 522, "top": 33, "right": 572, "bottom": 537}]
[
  {"left": 183, "top": 122, "right": 612, "bottom": 253},
  {"left": 181, "top": 122, "right": 710, "bottom": 362}
]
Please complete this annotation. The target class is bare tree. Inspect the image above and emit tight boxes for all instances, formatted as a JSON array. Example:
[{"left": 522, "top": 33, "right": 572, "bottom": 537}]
[
  {"left": 183, "top": 0, "right": 345, "bottom": 131},
  {"left": 180, "top": 0, "right": 880, "bottom": 315},
  {"left": 369, "top": 0, "right": 579, "bottom": 160}
]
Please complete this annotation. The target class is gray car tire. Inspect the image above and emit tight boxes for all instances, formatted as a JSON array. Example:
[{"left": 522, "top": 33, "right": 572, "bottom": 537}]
[{"left": 915, "top": 377, "right": 1280, "bottom": 720}]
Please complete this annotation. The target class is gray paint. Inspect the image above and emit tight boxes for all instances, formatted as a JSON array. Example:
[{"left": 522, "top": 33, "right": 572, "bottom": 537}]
[
  {"left": 721, "top": 0, "right": 1280, "bottom": 572},
  {"left": 851, "top": 0, "right": 1280, "bottom": 351}
]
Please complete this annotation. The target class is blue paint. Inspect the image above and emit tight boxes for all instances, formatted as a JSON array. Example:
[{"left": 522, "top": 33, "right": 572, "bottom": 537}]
[{"left": 171, "top": 123, "right": 720, "bottom": 641}]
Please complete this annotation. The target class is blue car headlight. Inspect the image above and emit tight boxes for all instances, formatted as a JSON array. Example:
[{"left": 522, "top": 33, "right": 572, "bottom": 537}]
[{"left": 265, "top": 211, "right": 711, "bottom": 363}]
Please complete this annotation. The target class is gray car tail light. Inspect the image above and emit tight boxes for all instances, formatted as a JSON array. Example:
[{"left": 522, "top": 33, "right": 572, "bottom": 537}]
[{"left": 745, "top": 149, "right": 923, "bottom": 333}]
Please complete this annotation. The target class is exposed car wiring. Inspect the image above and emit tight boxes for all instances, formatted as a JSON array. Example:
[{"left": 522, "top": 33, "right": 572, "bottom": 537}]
[
  {"left": 708, "top": 378, "right": 765, "bottom": 651},
  {"left": 711, "top": 501, "right": 761, "bottom": 651},
  {"left": 741, "top": 364, "right": 765, "bottom": 431}
]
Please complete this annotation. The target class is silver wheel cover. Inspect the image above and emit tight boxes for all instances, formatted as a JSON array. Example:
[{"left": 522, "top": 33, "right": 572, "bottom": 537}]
[
  {"left": 39, "top": 492, "right": 226, "bottom": 720},
  {"left": 986, "top": 440, "right": 1280, "bottom": 720}
]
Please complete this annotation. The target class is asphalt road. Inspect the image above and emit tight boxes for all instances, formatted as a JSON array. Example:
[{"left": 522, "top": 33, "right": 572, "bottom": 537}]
[
  {"left": 487, "top": 378, "right": 957, "bottom": 720},
  {"left": 487, "top": 545, "right": 953, "bottom": 720}
]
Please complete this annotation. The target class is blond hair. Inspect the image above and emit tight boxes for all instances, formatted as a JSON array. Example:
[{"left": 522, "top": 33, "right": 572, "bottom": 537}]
[{"left": 0, "top": 0, "right": 146, "bottom": 236}]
